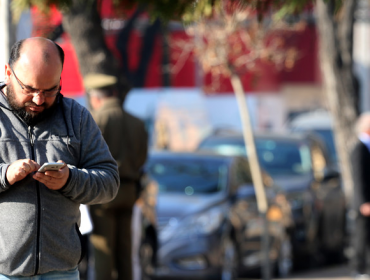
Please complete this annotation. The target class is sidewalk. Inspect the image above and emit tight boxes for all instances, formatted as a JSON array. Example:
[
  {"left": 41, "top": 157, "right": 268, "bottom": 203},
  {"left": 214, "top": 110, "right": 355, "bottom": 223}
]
[{"left": 240, "top": 264, "right": 353, "bottom": 280}]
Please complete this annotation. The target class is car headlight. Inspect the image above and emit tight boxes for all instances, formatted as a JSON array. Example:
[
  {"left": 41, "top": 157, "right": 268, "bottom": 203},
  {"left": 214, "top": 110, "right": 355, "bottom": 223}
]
[{"left": 159, "top": 208, "right": 224, "bottom": 243}]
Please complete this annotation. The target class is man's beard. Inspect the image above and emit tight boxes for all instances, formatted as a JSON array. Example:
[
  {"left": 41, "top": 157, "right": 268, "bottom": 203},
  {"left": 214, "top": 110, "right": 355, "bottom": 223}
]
[{"left": 6, "top": 82, "right": 58, "bottom": 126}]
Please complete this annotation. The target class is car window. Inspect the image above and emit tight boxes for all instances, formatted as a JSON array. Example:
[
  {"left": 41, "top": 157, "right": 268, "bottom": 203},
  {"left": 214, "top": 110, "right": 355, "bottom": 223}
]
[
  {"left": 198, "top": 137, "right": 312, "bottom": 177},
  {"left": 146, "top": 158, "right": 228, "bottom": 195},
  {"left": 256, "top": 140, "right": 312, "bottom": 177},
  {"left": 198, "top": 137, "right": 246, "bottom": 156}
]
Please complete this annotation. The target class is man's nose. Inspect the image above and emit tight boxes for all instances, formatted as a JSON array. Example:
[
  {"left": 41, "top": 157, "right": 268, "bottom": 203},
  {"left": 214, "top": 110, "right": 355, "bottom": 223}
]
[{"left": 32, "top": 92, "right": 45, "bottom": 105}]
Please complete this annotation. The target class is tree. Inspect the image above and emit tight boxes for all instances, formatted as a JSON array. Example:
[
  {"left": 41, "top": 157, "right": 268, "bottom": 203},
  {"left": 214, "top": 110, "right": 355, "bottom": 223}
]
[
  {"left": 315, "top": 0, "right": 358, "bottom": 202},
  {"left": 62, "top": 0, "right": 129, "bottom": 102},
  {"left": 175, "top": 3, "right": 303, "bottom": 278}
]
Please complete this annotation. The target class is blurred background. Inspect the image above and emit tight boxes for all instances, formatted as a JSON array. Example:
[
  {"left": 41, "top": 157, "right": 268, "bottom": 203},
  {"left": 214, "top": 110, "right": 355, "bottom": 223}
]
[{"left": 2, "top": 0, "right": 369, "bottom": 279}]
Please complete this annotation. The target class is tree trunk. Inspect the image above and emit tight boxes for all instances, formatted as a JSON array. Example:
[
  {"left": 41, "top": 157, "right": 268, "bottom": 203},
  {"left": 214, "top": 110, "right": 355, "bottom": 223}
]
[
  {"left": 230, "top": 72, "right": 270, "bottom": 280},
  {"left": 1, "top": 0, "right": 16, "bottom": 67},
  {"left": 116, "top": 8, "right": 161, "bottom": 88},
  {"left": 316, "top": 0, "right": 359, "bottom": 202},
  {"left": 116, "top": 7, "right": 142, "bottom": 85},
  {"left": 134, "top": 18, "right": 161, "bottom": 87},
  {"left": 161, "top": 24, "right": 171, "bottom": 87},
  {"left": 62, "top": 0, "right": 130, "bottom": 104}
]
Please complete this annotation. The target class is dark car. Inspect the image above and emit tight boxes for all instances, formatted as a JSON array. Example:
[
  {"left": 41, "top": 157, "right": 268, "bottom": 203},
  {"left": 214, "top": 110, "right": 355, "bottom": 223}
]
[
  {"left": 197, "top": 131, "right": 347, "bottom": 268},
  {"left": 146, "top": 152, "right": 294, "bottom": 280}
]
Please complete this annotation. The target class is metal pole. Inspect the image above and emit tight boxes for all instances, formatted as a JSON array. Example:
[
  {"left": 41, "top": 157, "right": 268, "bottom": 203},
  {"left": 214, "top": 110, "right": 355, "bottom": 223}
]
[
  {"left": 230, "top": 74, "right": 271, "bottom": 280},
  {"left": 353, "top": 0, "right": 370, "bottom": 112},
  {"left": 0, "top": 0, "right": 11, "bottom": 73},
  {"left": 0, "top": 0, "right": 16, "bottom": 76}
]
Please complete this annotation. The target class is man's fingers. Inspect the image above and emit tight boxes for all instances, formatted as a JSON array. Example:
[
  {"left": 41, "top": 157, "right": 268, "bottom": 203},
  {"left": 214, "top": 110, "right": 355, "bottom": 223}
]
[
  {"left": 44, "top": 171, "right": 64, "bottom": 178},
  {"left": 32, "top": 161, "right": 68, "bottom": 191},
  {"left": 20, "top": 160, "right": 39, "bottom": 173},
  {"left": 18, "top": 164, "right": 31, "bottom": 175},
  {"left": 7, "top": 159, "right": 41, "bottom": 185}
]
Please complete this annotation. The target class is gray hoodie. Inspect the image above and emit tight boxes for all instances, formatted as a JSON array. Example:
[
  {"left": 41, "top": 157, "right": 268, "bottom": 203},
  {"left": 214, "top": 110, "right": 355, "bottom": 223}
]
[{"left": 0, "top": 86, "right": 119, "bottom": 276}]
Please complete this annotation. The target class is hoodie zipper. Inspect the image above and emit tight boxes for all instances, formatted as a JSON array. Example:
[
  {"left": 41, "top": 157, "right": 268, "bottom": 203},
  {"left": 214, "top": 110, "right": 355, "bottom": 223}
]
[{"left": 28, "top": 126, "right": 41, "bottom": 275}]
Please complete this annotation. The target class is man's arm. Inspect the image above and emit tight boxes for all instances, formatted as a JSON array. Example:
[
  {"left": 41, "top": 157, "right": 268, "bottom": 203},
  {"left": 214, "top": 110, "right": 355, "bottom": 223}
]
[
  {"left": 0, "top": 160, "right": 41, "bottom": 193},
  {"left": 57, "top": 108, "right": 120, "bottom": 205}
]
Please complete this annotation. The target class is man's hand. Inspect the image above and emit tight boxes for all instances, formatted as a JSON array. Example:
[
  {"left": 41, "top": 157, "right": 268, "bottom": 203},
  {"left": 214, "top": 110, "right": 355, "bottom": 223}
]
[
  {"left": 33, "top": 160, "right": 69, "bottom": 190},
  {"left": 6, "top": 159, "right": 40, "bottom": 185},
  {"left": 360, "top": 202, "right": 370, "bottom": 216}
]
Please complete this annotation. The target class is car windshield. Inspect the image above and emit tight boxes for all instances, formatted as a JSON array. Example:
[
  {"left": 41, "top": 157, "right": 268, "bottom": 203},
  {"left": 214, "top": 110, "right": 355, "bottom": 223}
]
[
  {"left": 146, "top": 158, "right": 228, "bottom": 194},
  {"left": 198, "top": 137, "right": 312, "bottom": 177}
]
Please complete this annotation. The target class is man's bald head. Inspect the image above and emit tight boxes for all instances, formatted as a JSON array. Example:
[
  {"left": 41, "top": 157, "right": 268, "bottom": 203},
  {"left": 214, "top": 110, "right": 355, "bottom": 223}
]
[{"left": 9, "top": 37, "right": 64, "bottom": 70}]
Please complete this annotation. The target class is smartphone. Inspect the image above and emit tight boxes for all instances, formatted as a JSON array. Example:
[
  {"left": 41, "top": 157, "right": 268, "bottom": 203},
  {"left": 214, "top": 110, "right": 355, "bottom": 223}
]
[{"left": 38, "top": 162, "right": 65, "bottom": 173}]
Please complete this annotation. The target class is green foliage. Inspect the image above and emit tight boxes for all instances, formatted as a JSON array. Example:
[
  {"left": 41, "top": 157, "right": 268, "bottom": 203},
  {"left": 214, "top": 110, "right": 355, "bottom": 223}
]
[
  {"left": 11, "top": 0, "right": 72, "bottom": 21},
  {"left": 141, "top": 0, "right": 315, "bottom": 22},
  {"left": 133, "top": 0, "right": 195, "bottom": 22},
  {"left": 272, "top": 0, "right": 314, "bottom": 20},
  {"left": 11, "top": 0, "right": 340, "bottom": 24},
  {"left": 11, "top": 0, "right": 315, "bottom": 21}
]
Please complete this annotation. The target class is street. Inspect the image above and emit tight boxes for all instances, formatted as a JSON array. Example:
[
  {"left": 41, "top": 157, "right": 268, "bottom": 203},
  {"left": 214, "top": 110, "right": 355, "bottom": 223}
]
[
  {"left": 286, "top": 264, "right": 351, "bottom": 280},
  {"left": 240, "top": 263, "right": 352, "bottom": 280}
]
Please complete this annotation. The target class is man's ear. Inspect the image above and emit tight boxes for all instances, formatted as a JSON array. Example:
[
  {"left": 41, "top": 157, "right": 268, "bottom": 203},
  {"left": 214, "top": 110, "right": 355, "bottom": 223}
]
[{"left": 4, "top": 64, "right": 11, "bottom": 84}]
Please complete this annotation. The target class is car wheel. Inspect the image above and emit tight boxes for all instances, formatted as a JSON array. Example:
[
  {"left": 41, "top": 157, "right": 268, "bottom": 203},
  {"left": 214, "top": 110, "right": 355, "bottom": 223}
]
[
  {"left": 220, "top": 236, "right": 238, "bottom": 280},
  {"left": 275, "top": 233, "right": 293, "bottom": 278},
  {"left": 140, "top": 239, "right": 154, "bottom": 280}
]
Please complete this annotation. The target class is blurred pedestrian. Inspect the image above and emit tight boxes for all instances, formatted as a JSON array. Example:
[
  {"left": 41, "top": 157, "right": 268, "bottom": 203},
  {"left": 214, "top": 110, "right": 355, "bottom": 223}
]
[
  {"left": 85, "top": 74, "right": 148, "bottom": 280},
  {"left": 0, "top": 37, "right": 119, "bottom": 279},
  {"left": 351, "top": 112, "right": 370, "bottom": 279}
]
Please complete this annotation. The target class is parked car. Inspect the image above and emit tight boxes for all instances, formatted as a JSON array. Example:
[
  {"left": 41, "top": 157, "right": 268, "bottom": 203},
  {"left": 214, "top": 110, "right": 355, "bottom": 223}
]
[
  {"left": 197, "top": 131, "right": 347, "bottom": 268},
  {"left": 146, "top": 151, "right": 293, "bottom": 280}
]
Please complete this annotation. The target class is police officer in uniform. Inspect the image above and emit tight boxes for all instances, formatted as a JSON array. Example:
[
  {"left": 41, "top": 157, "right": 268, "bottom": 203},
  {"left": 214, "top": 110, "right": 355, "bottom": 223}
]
[{"left": 84, "top": 74, "right": 148, "bottom": 280}]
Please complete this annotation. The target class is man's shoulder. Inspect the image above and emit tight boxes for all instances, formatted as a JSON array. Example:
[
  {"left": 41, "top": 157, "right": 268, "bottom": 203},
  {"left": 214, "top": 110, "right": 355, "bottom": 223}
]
[{"left": 61, "top": 96, "right": 88, "bottom": 114}]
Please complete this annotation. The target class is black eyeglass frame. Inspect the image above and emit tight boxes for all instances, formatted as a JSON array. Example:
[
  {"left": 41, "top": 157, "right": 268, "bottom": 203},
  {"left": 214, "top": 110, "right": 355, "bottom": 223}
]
[{"left": 9, "top": 65, "right": 61, "bottom": 98}]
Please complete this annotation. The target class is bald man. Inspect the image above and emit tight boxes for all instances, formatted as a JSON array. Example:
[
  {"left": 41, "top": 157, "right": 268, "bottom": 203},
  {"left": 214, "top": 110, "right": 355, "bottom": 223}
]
[
  {"left": 0, "top": 38, "right": 119, "bottom": 279},
  {"left": 351, "top": 112, "right": 370, "bottom": 278}
]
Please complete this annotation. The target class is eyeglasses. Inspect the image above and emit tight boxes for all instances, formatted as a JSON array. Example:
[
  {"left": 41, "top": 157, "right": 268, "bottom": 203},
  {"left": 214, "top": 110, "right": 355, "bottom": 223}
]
[{"left": 9, "top": 65, "right": 61, "bottom": 98}]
